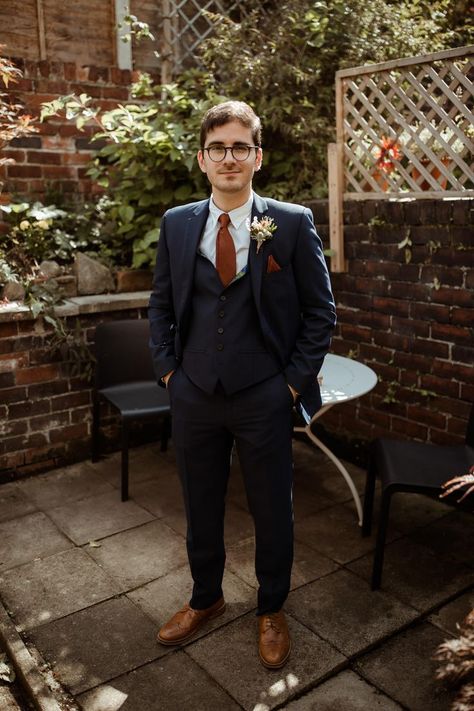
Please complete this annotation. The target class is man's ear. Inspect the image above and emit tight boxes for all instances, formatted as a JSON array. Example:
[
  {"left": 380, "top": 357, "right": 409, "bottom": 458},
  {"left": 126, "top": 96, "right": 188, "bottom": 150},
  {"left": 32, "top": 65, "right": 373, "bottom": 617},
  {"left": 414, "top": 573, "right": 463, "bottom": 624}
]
[
  {"left": 255, "top": 147, "right": 263, "bottom": 171},
  {"left": 197, "top": 150, "right": 207, "bottom": 174}
]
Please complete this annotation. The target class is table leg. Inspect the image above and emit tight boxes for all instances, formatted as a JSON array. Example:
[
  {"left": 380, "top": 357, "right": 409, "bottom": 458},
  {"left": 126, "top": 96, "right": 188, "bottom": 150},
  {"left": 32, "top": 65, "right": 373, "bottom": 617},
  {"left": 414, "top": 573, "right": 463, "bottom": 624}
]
[{"left": 294, "top": 416, "right": 363, "bottom": 526}]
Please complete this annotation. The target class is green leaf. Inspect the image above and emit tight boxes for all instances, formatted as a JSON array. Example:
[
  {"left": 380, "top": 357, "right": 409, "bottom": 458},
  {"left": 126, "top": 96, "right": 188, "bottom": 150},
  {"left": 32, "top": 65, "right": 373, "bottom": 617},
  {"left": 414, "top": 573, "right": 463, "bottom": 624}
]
[{"left": 118, "top": 205, "right": 135, "bottom": 223}]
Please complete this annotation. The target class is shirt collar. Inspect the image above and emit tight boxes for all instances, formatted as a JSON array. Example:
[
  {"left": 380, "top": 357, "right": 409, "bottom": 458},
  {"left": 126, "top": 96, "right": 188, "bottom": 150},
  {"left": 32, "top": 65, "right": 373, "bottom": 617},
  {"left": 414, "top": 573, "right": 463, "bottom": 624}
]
[{"left": 209, "top": 191, "right": 254, "bottom": 229}]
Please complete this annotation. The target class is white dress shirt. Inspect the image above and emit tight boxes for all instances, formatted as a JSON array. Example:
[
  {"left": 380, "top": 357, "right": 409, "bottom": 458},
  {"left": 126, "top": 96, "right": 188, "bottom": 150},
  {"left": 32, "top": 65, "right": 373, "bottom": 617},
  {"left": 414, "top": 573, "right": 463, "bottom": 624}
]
[{"left": 198, "top": 192, "right": 253, "bottom": 274}]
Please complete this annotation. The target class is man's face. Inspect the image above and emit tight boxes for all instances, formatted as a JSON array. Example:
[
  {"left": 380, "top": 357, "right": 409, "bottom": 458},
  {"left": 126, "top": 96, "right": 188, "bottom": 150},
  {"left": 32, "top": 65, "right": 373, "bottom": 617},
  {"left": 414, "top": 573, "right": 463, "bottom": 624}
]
[{"left": 197, "top": 120, "right": 262, "bottom": 201}]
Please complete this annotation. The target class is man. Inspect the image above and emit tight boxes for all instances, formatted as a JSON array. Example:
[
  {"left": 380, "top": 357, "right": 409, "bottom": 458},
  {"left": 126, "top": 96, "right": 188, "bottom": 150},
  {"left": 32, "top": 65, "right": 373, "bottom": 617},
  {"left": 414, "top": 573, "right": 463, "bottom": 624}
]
[{"left": 148, "top": 101, "right": 336, "bottom": 669}]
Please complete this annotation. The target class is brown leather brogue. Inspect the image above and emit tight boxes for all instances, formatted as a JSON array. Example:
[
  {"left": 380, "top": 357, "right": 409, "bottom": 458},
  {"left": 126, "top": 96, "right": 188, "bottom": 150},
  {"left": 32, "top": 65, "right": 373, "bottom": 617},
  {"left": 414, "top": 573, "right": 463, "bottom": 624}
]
[
  {"left": 157, "top": 597, "right": 226, "bottom": 645},
  {"left": 258, "top": 611, "right": 291, "bottom": 669}
]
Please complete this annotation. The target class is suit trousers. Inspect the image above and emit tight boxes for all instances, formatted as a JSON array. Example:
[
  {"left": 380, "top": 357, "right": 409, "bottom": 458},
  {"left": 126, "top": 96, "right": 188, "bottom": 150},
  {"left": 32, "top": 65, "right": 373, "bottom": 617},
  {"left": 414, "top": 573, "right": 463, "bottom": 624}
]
[{"left": 168, "top": 367, "right": 294, "bottom": 615}]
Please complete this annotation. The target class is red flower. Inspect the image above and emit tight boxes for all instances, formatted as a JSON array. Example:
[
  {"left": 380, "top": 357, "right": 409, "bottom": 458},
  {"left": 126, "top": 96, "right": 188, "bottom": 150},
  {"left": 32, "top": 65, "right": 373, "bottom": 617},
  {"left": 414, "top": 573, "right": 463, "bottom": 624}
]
[{"left": 375, "top": 136, "right": 402, "bottom": 173}]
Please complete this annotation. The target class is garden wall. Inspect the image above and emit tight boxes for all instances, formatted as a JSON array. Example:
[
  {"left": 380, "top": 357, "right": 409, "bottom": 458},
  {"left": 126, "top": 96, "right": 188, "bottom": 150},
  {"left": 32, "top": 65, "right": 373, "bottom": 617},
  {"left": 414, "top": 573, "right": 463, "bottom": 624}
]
[
  {"left": 1, "top": 58, "right": 137, "bottom": 203},
  {"left": 0, "top": 198, "right": 472, "bottom": 479}
]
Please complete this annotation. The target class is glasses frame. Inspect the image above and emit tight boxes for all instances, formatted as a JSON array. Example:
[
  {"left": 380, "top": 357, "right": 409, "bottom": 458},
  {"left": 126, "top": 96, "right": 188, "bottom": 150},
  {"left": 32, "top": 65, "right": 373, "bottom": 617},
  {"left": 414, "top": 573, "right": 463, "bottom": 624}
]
[{"left": 203, "top": 145, "right": 260, "bottom": 163}]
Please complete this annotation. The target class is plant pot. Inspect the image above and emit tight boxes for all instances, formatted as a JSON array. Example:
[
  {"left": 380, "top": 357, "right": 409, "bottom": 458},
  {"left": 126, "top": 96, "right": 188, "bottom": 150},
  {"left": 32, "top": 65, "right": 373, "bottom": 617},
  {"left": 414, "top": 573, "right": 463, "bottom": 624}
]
[
  {"left": 115, "top": 269, "right": 153, "bottom": 293},
  {"left": 411, "top": 157, "right": 451, "bottom": 190}
]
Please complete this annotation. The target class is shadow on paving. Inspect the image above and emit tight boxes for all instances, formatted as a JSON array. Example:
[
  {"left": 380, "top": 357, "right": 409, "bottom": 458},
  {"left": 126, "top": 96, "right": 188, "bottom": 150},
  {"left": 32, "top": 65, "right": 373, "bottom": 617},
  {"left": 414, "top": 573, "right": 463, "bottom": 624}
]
[{"left": 0, "top": 439, "right": 472, "bottom": 710}]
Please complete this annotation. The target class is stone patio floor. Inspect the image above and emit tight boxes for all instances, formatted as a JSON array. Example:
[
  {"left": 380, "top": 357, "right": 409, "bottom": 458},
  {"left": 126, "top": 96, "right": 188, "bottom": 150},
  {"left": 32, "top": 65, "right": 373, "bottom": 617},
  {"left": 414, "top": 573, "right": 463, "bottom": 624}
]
[{"left": 0, "top": 438, "right": 473, "bottom": 710}]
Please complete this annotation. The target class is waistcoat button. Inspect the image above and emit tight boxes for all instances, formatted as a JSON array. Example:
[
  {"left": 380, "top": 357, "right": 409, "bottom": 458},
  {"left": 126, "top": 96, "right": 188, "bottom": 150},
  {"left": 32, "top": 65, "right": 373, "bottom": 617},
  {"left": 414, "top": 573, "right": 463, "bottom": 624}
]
[
  {"left": 219, "top": 295, "right": 226, "bottom": 301},
  {"left": 217, "top": 343, "right": 224, "bottom": 351},
  {"left": 217, "top": 327, "right": 224, "bottom": 334}
]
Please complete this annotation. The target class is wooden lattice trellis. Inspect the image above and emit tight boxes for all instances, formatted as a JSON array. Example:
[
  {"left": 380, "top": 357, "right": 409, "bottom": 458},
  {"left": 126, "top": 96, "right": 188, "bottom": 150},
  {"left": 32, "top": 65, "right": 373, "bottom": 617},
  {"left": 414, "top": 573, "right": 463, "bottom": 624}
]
[
  {"left": 160, "top": 0, "right": 244, "bottom": 79},
  {"left": 328, "top": 45, "right": 474, "bottom": 272}
]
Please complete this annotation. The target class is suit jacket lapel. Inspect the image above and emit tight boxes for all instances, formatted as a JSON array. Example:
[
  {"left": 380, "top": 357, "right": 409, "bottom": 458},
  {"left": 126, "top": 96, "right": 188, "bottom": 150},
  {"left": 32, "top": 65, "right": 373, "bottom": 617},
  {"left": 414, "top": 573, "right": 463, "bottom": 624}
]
[
  {"left": 177, "top": 199, "right": 209, "bottom": 321},
  {"left": 249, "top": 193, "right": 269, "bottom": 311}
]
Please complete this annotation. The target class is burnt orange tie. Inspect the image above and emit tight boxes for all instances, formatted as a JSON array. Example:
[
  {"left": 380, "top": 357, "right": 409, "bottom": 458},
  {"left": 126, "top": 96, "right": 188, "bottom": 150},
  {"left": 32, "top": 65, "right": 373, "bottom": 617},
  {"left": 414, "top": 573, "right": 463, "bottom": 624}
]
[{"left": 216, "top": 213, "right": 236, "bottom": 287}]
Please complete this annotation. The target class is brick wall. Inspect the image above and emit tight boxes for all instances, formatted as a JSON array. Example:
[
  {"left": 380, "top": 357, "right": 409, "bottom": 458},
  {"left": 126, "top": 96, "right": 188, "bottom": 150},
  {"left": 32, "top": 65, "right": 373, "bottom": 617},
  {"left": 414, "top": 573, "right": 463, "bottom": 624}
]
[
  {"left": 1, "top": 59, "right": 136, "bottom": 202},
  {"left": 0, "top": 201, "right": 472, "bottom": 480},
  {"left": 309, "top": 197, "right": 473, "bottom": 449},
  {"left": 0, "top": 297, "right": 149, "bottom": 480}
]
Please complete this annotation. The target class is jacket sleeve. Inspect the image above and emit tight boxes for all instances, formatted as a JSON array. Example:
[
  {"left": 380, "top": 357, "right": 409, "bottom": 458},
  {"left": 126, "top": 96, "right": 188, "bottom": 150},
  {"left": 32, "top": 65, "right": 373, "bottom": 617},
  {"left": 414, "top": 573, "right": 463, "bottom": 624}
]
[
  {"left": 284, "top": 208, "right": 337, "bottom": 394},
  {"left": 148, "top": 213, "right": 179, "bottom": 386}
]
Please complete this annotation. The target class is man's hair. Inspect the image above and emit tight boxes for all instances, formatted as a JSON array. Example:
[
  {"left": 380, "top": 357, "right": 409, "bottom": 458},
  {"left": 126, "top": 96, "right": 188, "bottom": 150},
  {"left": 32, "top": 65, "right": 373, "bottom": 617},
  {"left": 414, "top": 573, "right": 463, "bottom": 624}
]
[{"left": 200, "top": 101, "right": 262, "bottom": 148}]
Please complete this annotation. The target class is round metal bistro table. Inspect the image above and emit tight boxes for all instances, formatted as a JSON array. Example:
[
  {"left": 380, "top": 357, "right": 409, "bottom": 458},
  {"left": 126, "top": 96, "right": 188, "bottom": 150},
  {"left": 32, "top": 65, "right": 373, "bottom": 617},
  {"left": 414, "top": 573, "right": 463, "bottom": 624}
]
[{"left": 293, "top": 353, "right": 378, "bottom": 526}]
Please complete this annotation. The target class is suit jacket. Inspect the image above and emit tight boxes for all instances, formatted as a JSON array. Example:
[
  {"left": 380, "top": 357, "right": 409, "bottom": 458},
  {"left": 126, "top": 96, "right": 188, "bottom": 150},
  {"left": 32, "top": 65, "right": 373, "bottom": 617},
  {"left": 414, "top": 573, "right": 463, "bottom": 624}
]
[{"left": 148, "top": 193, "right": 336, "bottom": 419}]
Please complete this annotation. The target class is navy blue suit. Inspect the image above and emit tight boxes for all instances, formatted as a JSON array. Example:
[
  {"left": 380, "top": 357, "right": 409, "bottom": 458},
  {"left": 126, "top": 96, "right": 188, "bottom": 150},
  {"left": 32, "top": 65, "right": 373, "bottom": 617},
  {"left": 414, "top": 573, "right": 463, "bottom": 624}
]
[{"left": 149, "top": 193, "right": 336, "bottom": 613}]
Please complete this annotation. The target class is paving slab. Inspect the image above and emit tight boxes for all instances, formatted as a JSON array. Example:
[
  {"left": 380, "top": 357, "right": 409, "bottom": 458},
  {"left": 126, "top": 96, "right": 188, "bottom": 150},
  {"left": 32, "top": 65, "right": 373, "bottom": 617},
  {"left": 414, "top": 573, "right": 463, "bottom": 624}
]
[
  {"left": 0, "top": 686, "right": 21, "bottom": 711},
  {"left": 77, "top": 652, "right": 241, "bottom": 711},
  {"left": 428, "top": 588, "right": 474, "bottom": 635},
  {"left": 0, "top": 482, "right": 37, "bottom": 523},
  {"left": 93, "top": 447, "right": 176, "bottom": 490},
  {"left": 348, "top": 536, "right": 474, "bottom": 612},
  {"left": 128, "top": 565, "right": 256, "bottom": 640},
  {"left": 282, "top": 669, "right": 403, "bottom": 710},
  {"left": 186, "top": 610, "right": 346, "bottom": 710},
  {"left": 0, "top": 548, "right": 120, "bottom": 631},
  {"left": 409, "top": 510, "right": 474, "bottom": 568},
  {"left": 286, "top": 569, "right": 418, "bottom": 657},
  {"left": 128, "top": 477, "right": 185, "bottom": 520},
  {"left": 294, "top": 504, "right": 401, "bottom": 565},
  {"left": 17, "top": 463, "right": 113, "bottom": 510},
  {"left": 84, "top": 519, "right": 187, "bottom": 590},
  {"left": 0, "top": 512, "right": 72, "bottom": 572},
  {"left": 45, "top": 490, "right": 155, "bottom": 545},
  {"left": 28, "top": 596, "right": 165, "bottom": 695},
  {"left": 294, "top": 459, "right": 367, "bottom": 507},
  {"left": 371, "top": 492, "right": 453, "bottom": 535},
  {"left": 226, "top": 538, "right": 339, "bottom": 592},
  {"left": 354, "top": 621, "right": 456, "bottom": 711}
]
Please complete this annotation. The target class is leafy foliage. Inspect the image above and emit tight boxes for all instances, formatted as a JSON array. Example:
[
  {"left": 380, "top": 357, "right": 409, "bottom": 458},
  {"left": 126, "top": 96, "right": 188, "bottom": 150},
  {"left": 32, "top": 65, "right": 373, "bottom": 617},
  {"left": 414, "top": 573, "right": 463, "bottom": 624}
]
[
  {"left": 198, "top": 0, "right": 471, "bottom": 201},
  {"left": 0, "top": 46, "right": 38, "bottom": 189},
  {"left": 41, "top": 73, "right": 227, "bottom": 268}
]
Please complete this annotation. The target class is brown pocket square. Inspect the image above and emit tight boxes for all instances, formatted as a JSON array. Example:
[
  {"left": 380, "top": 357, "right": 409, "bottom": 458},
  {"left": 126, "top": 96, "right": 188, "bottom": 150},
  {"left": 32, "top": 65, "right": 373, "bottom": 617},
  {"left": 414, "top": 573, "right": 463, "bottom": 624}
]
[{"left": 266, "top": 255, "right": 282, "bottom": 273}]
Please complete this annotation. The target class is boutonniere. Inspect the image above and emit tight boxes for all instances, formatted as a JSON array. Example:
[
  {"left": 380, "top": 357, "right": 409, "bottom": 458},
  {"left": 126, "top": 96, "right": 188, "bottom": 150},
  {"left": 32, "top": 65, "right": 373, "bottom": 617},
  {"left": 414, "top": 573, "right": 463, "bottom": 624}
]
[{"left": 248, "top": 215, "right": 277, "bottom": 254}]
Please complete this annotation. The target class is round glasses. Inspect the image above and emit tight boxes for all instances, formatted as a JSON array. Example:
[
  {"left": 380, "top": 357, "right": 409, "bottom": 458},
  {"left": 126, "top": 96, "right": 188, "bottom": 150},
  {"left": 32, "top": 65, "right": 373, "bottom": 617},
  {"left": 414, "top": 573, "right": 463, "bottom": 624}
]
[{"left": 203, "top": 145, "right": 259, "bottom": 162}]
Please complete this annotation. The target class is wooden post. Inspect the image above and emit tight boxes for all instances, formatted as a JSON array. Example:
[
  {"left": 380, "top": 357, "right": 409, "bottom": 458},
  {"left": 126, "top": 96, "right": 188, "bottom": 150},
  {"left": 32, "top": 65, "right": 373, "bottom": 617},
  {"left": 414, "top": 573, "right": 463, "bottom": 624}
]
[
  {"left": 36, "top": 0, "right": 47, "bottom": 60},
  {"left": 328, "top": 142, "right": 346, "bottom": 273},
  {"left": 161, "top": 0, "right": 173, "bottom": 84},
  {"left": 114, "top": 0, "right": 133, "bottom": 70}
]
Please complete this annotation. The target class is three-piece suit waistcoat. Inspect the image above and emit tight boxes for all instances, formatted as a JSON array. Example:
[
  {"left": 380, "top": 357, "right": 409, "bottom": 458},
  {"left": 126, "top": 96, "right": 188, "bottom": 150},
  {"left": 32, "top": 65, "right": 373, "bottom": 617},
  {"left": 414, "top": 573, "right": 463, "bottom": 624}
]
[{"left": 182, "top": 254, "right": 280, "bottom": 394}]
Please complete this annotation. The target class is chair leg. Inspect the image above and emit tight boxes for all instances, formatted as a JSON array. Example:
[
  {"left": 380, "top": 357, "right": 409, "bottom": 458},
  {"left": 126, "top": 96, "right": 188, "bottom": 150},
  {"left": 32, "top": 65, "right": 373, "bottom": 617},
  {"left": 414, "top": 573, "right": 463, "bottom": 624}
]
[
  {"left": 121, "top": 420, "right": 130, "bottom": 502},
  {"left": 362, "top": 453, "right": 377, "bottom": 537},
  {"left": 160, "top": 414, "right": 171, "bottom": 452},
  {"left": 91, "top": 396, "right": 101, "bottom": 462},
  {"left": 371, "top": 487, "right": 392, "bottom": 590}
]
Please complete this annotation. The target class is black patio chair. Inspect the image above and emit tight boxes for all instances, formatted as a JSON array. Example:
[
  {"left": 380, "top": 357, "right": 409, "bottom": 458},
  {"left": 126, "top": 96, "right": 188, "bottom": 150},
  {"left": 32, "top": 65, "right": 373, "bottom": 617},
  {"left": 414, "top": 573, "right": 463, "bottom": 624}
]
[
  {"left": 362, "top": 403, "right": 474, "bottom": 590},
  {"left": 91, "top": 319, "right": 171, "bottom": 501}
]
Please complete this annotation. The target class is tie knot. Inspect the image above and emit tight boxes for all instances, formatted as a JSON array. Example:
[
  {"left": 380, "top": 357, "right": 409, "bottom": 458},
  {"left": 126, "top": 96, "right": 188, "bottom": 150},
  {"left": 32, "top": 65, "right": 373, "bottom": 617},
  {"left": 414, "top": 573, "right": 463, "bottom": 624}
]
[{"left": 218, "top": 213, "right": 231, "bottom": 228}]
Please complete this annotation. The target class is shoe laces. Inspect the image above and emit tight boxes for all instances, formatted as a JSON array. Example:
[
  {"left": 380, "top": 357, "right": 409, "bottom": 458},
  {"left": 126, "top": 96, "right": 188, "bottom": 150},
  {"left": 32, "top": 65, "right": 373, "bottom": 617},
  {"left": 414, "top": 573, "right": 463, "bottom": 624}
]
[{"left": 263, "top": 614, "right": 281, "bottom": 633}]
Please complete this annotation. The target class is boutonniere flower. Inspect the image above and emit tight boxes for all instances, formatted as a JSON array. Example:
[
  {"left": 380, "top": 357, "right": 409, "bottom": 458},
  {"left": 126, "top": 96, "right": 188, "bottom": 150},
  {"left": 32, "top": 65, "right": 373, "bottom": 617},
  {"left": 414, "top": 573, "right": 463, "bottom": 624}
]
[{"left": 248, "top": 215, "right": 277, "bottom": 253}]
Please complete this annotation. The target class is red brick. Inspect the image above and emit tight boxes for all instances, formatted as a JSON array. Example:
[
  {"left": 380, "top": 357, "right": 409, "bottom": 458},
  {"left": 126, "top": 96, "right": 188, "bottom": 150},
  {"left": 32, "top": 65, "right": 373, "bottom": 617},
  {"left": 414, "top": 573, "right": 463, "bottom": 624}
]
[
  {"left": 433, "top": 397, "right": 472, "bottom": 419},
  {"left": 1, "top": 149, "right": 26, "bottom": 163},
  {"left": 431, "top": 288, "right": 472, "bottom": 307},
  {"left": 359, "top": 343, "right": 393, "bottom": 363},
  {"left": 452, "top": 344, "right": 474, "bottom": 364},
  {"left": 70, "top": 406, "right": 92, "bottom": 423},
  {"left": 373, "top": 297, "right": 409, "bottom": 317},
  {"left": 410, "top": 302, "right": 450, "bottom": 323},
  {"left": 358, "top": 406, "right": 391, "bottom": 428},
  {"left": 430, "top": 429, "right": 464, "bottom": 446},
  {"left": 7, "top": 165, "right": 42, "bottom": 178},
  {"left": 8, "top": 399, "right": 51, "bottom": 419},
  {"left": 51, "top": 392, "right": 91, "bottom": 412},
  {"left": 374, "top": 331, "right": 411, "bottom": 351},
  {"left": 0, "top": 322, "right": 19, "bottom": 338},
  {"left": 389, "top": 282, "right": 431, "bottom": 301},
  {"left": 461, "top": 383, "right": 474, "bottom": 401},
  {"left": 30, "top": 411, "right": 70, "bottom": 432},
  {"left": 391, "top": 416, "right": 428, "bottom": 440},
  {"left": 392, "top": 317, "right": 429, "bottom": 338},
  {"left": 26, "top": 151, "right": 62, "bottom": 165},
  {"left": 446, "top": 416, "right": 469, "bottom": 437},
  {"left": 41, "top": 166, "right": 77, "bottom": 179},
  {"left": 411, "top": 339, "right": 449, "bottom": 359},
  {"left": 451, "top": 308, "right": 474, "bottom": 326},
  {"left": 49, "top": 423, "right": 88, "bottom": 443},
  {"left": 431, "top": 361, "right": 472, "bottom": 382},
  {"left": 406, "top": 405, "right": 446, "bottom": 430},
  {"left": 431, "top": 323, "right": 472, "bottom": 344},
  {"left": 419, "top": 374, "right": 459, "bottom": 399},
  {"left": 16, "top": 364, "right": 60, "bottom": 385},
  {"left": 0, "top": 451, "right": 25, "bottom": 471}
]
